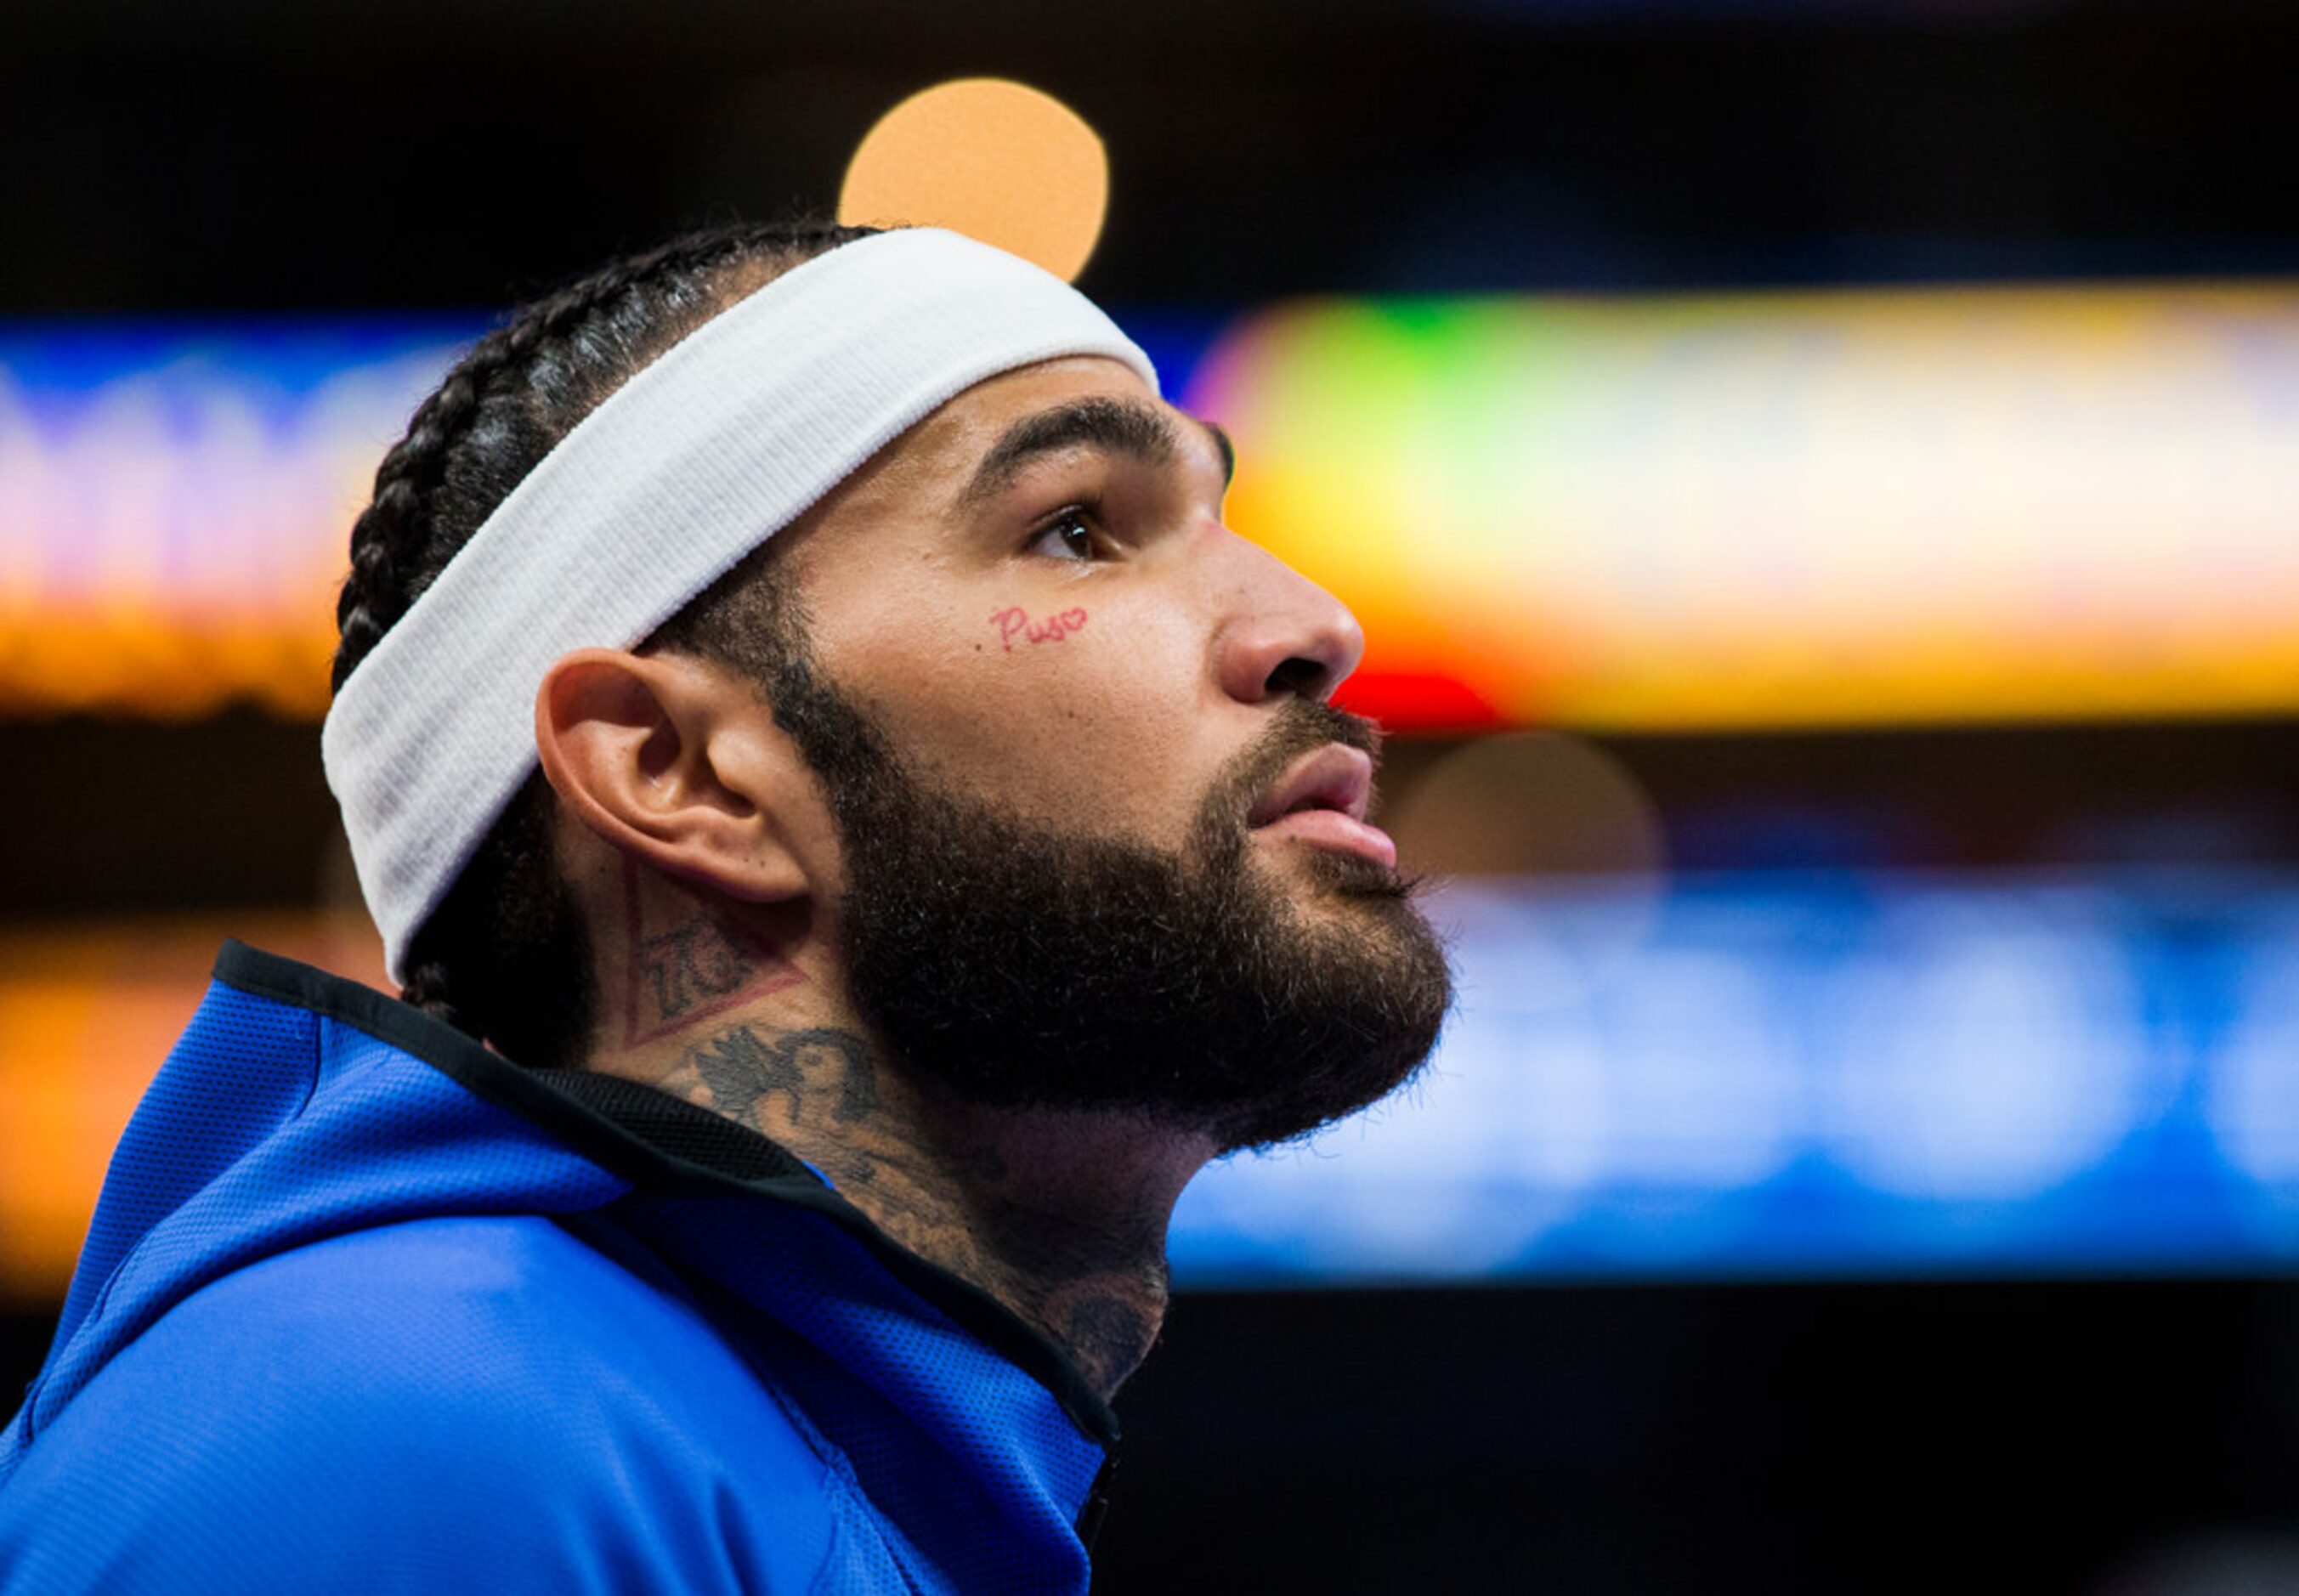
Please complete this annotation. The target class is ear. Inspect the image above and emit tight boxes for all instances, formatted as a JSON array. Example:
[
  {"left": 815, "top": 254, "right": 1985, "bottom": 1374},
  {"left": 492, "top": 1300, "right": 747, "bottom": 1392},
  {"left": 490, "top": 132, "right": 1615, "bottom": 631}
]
[{"left": 533, "top": 648, "right": 813, "bottom": 903}]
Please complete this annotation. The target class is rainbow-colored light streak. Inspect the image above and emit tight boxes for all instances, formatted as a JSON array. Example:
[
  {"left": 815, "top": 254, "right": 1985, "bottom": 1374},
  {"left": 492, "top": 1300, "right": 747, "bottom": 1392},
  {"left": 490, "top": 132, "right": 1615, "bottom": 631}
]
[
  {"left": 1188, "top": 284, "right": 2299, "bottom": 732},
  {"left": 7, "top": 290, "right": 2299, "bottom": 729},
  {"left": 0, "top": 323, "right": 468, "bottom": 718}
]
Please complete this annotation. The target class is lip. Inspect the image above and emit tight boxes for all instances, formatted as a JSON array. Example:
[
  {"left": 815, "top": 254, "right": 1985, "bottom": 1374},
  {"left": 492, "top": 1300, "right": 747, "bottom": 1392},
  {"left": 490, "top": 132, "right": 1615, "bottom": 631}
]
[
  {"left": 1249, "top": 744, "right": 1374, "bottom": 827},
  {"left": 1247, "top": 744, "right": 1397, "bottom": 867}
]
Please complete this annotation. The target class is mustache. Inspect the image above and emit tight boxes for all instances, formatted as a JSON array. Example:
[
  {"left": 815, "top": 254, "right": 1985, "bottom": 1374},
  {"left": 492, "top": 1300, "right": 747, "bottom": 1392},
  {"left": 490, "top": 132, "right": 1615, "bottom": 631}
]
[{"left": 1204, "top": 699, "right": 1386, "bottom": 830}]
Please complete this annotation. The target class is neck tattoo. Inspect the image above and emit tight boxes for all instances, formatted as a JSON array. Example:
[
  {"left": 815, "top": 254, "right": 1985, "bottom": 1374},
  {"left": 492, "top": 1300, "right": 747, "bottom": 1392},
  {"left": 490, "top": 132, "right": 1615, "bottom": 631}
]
[{"left": 633, "top": 974, "right": 1170, "bottom": 1398}]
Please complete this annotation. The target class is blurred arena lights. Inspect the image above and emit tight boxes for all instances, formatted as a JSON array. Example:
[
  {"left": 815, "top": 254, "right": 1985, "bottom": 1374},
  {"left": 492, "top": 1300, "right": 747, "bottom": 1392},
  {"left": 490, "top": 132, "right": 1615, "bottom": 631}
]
[
  {"left": 1169, "top": 866, "right": 2299, "bottom": 1286},
  {"left": 12, "top": 869, "right": 2299, "bottom": 1296},
  {"left": 0, "top": 322, "right": 465, "bottom": 718},
  {"left": 8, "top": 280, "right": 2299, "bottom": 727},
  {"left": 836, "top": 78, "right": 1109, "bottom": 284},
  {"left": 1192, "top": 281, "right": 2299, "bottom": 733}
]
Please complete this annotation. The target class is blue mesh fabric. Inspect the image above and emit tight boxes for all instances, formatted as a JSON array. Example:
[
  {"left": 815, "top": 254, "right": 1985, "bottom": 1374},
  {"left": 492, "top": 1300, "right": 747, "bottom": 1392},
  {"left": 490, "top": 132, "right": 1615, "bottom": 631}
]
[
  {"left": 42, "top": 976, "right": 320, "bottom": 1367},
  {"left": 6, "top": 982, "right": 631, "bottom": 1459},
  {"left": 0, "top": 954, "right": 1110, "bottom": 1594},
  {"left": 0, "top": 1216, "right": 842, "bottom": 1593},
  {"left": 618, "top": 1193, "right": 1108, "bottom": 1596}
]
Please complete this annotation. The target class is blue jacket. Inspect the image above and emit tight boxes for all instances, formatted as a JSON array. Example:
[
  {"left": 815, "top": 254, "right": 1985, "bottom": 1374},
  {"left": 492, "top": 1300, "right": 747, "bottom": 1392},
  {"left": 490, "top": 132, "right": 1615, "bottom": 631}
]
[{"left": 0, "top": 942, "right": 1117, "bottom": 1593}]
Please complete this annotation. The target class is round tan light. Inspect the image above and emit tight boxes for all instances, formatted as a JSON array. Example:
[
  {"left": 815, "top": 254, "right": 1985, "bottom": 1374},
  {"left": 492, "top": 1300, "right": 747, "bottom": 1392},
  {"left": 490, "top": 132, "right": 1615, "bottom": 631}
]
[
  {"left": 838, "top": 78, "right": 1109, "bottom": 283},
  {"left": 1387, "top": 732, "right": 1668, "bottom": 885},
  {"left": 1387, "top": 732, "right": 1672, "bottom": 1007}
]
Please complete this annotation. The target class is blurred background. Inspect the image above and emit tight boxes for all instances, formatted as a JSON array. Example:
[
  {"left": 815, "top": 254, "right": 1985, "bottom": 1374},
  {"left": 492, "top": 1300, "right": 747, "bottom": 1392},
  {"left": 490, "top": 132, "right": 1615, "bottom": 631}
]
[{"left": 5, "top": 1, "right": 2299, "bottom": 1589}]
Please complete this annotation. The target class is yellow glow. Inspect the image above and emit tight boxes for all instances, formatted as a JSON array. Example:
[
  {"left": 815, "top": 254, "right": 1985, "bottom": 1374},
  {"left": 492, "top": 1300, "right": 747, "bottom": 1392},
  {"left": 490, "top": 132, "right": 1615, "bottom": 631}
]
[
  {"left": 838, "top": 78, "right": 1109, "bottom": 283},
  {"left": 1191, "top": 283, "right": 2299, "bottom": 732},
  {"left": 14, "top": 282, "right": 2299, "bottom": 731}
]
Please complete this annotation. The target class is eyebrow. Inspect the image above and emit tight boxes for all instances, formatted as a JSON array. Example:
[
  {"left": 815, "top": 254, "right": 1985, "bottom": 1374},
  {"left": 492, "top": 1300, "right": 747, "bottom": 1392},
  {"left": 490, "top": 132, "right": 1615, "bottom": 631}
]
[{"left": 959, "top": 395, "right": 1236, "bottom": 508}]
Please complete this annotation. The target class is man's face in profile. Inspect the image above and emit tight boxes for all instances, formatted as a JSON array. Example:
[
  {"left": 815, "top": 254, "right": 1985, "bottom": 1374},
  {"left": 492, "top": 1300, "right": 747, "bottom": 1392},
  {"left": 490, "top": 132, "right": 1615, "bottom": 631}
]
[{"left": 736, "top": 356, "right": 1453, "bottom": 1150}]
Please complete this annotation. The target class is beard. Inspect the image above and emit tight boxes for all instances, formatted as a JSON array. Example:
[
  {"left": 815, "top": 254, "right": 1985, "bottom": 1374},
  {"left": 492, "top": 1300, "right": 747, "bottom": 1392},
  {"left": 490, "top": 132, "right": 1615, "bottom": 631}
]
[{"left": 762, "top": 651, "right": 1454, "bottom": 1154}]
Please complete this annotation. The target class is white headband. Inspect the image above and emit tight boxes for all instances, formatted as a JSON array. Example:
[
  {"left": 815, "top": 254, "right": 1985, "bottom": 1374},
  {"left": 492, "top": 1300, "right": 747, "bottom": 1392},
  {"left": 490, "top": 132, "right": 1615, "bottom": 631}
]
[{"left": 323, "top": 227, "right": 1158, "bottom": 982}]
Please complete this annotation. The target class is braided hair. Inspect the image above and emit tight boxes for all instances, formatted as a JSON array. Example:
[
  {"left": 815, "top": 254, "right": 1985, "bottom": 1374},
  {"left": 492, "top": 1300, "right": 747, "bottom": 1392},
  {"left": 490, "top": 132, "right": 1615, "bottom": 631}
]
[{"left": 331, "top": 218, "right": 881, "bottom": 1068}]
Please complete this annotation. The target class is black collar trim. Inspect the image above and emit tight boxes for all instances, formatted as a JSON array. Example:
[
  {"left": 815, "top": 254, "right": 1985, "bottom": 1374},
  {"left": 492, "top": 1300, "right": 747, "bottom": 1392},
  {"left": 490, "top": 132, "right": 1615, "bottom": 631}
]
[{"left": 211, "top": 939, "right": 1119, "bottom": 1447}]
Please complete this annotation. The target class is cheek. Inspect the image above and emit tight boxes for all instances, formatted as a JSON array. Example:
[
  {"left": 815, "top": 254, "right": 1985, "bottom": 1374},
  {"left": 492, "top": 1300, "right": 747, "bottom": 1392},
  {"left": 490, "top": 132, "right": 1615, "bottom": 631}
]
[{"left": 870, "top": 590, "right": 1222, "bottom": 840}]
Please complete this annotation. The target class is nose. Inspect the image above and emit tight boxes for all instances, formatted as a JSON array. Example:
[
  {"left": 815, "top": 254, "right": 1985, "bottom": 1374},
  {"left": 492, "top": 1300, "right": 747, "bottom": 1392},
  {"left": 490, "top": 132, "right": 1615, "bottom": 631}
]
[{"left": 1210, "top": 531, "right": 1366, "bottom": 705}]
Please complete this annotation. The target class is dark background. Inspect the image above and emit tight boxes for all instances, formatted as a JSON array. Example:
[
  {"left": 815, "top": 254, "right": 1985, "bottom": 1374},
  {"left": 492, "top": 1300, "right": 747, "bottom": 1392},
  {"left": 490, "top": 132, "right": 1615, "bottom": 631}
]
[
  {"left": 5, "top": 1, "right": 2299, "bottom": 1589},
  {"left": 1, "top": 0, "right": 2293, "bottom": 311},
  {"left": 10, "top": 1277, "right": 2299, "bottom": 1590}
]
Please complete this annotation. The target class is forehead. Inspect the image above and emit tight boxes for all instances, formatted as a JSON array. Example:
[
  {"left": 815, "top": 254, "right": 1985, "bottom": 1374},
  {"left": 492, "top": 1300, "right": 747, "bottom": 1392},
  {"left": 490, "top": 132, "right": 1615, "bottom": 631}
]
[
  {"left": 891, "top": 354, "right": 1202, "bottom": 484},
  {"left": 768, "top": 354, "right": 1218, "bottom": 579}
]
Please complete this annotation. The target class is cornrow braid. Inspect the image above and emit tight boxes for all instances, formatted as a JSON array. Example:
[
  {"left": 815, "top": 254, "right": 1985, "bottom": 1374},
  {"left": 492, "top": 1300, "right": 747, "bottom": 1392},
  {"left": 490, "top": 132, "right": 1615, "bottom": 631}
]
[{"left": 331, "top": 218, "right": 881, "bottom": 1066}]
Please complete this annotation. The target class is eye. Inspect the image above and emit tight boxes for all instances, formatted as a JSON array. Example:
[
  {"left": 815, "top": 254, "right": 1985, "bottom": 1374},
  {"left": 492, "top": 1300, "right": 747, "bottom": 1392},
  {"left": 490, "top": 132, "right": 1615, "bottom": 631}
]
[{"left": 1026, "top": 507, "right": 1102, "bottom": 563}]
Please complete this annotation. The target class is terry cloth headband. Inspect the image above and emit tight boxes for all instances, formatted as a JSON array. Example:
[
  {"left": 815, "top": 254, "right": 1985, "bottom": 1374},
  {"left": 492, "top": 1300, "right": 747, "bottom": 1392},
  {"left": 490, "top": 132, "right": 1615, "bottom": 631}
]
[{"left": 323, "top": 226, "right": 1159, "bottom": 982}]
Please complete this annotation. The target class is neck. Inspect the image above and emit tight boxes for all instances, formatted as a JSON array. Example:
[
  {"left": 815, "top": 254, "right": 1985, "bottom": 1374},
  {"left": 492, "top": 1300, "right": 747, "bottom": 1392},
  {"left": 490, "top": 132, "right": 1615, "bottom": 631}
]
[{"left": 586, "top": 873, "right": 1212, "bottom": 1397}]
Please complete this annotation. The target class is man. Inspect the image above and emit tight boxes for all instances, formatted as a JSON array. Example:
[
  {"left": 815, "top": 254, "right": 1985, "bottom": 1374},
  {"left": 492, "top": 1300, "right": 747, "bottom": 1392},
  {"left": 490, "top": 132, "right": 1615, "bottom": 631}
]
[{"left": 0, "top": 221, "right": 1451, "bottom": 1593}]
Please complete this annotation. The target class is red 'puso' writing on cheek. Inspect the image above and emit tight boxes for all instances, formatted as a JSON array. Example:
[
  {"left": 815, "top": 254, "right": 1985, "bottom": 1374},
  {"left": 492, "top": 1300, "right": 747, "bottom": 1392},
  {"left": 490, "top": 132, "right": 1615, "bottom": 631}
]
[{"left": 989, "top": 607, "right": 1089, "bottom": 652}]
